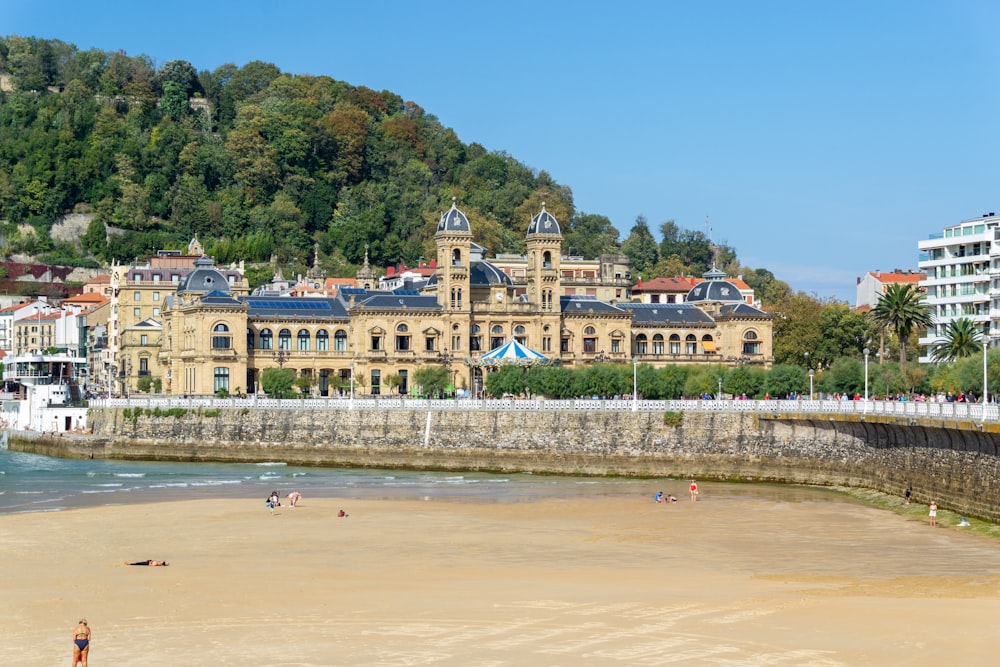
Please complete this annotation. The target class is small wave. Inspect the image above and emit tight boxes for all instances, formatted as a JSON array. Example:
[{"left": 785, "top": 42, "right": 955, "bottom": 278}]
[
  {"left": 190, "top": 479, "right": 242, "bottom": 487},
  {"left": 147, "top": 482, "right": 190, "bottom": 489},
  {"left": 292, "top": 472, "right": 308, "bottom": 477},
  {"left": 93, "top": 483, "right": 124, "bottom": 488},
  {"left": 114, "top": 473, "right": 146, "bottom": 478},
  {"left": 258, "top": 473, "right": 281, "bottom": 480},
  {"left": 255, "top": 462, "right": 288, "bottom": 467},
  {"left": 82, "top": 488, "right": 119, "bottom": 494}
]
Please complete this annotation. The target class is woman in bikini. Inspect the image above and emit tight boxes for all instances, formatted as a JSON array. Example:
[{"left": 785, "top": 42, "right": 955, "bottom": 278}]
[{"left": 72, "top": 618, "right": 91, "bottom": 667}]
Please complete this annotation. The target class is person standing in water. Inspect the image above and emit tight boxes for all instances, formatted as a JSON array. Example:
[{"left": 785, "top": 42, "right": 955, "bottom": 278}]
[
  {"left": 72, "top": 618, "right": 91, "bottom": 667},
  {"left": 689, "top": 480, "right": 699, "bottom": 501}
]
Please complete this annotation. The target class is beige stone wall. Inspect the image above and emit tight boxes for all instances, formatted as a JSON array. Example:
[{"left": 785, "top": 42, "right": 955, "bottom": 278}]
[{"left": 41, "top": 408, "right": 1000, "bottom": 522}]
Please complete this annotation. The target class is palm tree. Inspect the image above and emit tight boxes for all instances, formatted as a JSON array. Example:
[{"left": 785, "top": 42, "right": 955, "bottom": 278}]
[
  {"left": 870, "top": 283, "right": 932, "bottom": 369},
  {"left": 930, "top": 317, "right": 983, "bottom": 362}
]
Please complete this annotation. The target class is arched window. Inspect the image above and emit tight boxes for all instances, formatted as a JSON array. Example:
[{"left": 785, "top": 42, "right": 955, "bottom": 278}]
[
  {"left": 514, "top": 325, "right": 527, "bottom": 345},
  {"left": 743, "top": 329, "right": 761, "bottom": 355},
  {"left": 701, "top": 334, "right": 717, "bottom": 354},
  {"left": 470, "top": 324, "right": 482, "bottom": 351},
  {"left": 584, "top": 326, "right": 596, "bottom": 335},
  {"left": 395, "top": 323, "right": 411, "bottom": 351},
  {"left": 490, "top": 325, "right": 505, "bottom": 350},
  {"left": 334, "top": 329, "right": 348, "bottom": 351},
  {"left": 278, "top": 328, "right": 292, "bottom": 350},
  {"left": 260, "top": 328, "right": 272, "bottom": 350},
  {"left": 542, "top": 250, "right": 552, "bottom": 268},
  {"left": 635, "top": 333, "right": 648, "bottom": 355},
  {"left": 685, "top": 334, "right": 697, "bottom": 355},
  {"left": 316, "top": 329, "right": 329, "bottom": 351},
  {"left": 452, "top": 248, "right": 461, "bottom": 266},
  {"left": 669, "top": 333, "right": 680, "bottom": 355},
  {"left": 297, "top": 328, "right": 310, "bottom": 351},
  {"left": 652, "top": 333, "right": 664, "bottom": 355},
  {"left": 212, "top": 323, "right": 231, "bottom": 350}
]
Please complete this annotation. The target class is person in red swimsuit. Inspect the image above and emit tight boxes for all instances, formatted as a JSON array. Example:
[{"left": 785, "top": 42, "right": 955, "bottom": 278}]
[{"left": 689, "top": 480, "right": 699, "bottom": 501}]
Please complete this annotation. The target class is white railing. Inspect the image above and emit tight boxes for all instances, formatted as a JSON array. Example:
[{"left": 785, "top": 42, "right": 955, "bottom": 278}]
[{"left": 85, "top": 397, "right": 1000, "bottom": 421}]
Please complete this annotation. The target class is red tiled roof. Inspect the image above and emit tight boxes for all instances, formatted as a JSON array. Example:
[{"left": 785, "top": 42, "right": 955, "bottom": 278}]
[{"left": 869, "top": 271, "right": 925, "bottom": 284}]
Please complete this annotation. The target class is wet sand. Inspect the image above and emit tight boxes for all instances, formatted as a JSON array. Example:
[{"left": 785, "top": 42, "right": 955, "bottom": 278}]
[{"left": 5, "top": 490, "right": 1000, "bottom": 666}]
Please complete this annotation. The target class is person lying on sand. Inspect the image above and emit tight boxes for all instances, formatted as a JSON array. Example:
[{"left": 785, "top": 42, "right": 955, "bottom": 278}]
[{"left": 125, "top": 559, "right": 169, "bottom": 566}]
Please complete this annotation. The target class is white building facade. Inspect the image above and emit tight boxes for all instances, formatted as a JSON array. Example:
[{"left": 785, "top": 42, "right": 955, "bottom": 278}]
[{"left": 917, "top": 213, "right": 998, "bottom": 362}]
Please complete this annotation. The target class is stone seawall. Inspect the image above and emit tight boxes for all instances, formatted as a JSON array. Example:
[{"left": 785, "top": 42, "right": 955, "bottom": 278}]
[{"left": 10, "top": 408, "right": 1000, "bottom": 521}]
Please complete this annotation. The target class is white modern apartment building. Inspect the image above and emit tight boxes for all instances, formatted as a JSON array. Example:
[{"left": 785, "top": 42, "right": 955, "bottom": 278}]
[{"left": 917, "top": 213, "right": 998, "bottom": 362}]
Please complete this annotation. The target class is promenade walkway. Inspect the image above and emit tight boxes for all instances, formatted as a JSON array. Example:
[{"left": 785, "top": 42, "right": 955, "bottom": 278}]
[{"left": 89, "top": 396, "right": 1000, "bottom": 422}]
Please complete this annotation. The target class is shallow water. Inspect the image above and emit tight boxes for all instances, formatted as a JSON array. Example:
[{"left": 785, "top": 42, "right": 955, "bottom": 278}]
[{"left": 0, "top": 446, "right": 854, "bottom": 515}]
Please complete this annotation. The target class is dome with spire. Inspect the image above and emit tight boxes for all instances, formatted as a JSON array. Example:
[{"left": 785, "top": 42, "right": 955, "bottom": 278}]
[
  {"left": 436, "top": 199, "right": 471, "bottom": 234},
  {"left": 685, "top": 267, "right": 744, "bottom": 303},
  {"left": 177, "top": 256, "right": 232, "bottom": 294},
  {"left": 526, "top": 203, "right": 561, "bottom": 236}
]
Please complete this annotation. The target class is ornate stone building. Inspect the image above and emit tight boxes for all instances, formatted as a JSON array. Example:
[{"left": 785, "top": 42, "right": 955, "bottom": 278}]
[{"left": 140, "top": 204, "right": 773, "bottom": 396}]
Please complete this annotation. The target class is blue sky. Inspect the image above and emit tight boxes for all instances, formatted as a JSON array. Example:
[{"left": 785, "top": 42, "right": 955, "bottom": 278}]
[{"left": 8, "top": 1, "right": 1000, "bottom": 302}]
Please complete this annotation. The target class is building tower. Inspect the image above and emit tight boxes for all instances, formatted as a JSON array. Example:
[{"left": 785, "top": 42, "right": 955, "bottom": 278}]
[
  {"left": 525, "top": 203, "right": 563, "bottom": 313},
  {"left": 355, "top": 244, "right": 376, "bottom": 290},
  {"left": 434, "top": 199, "right": 473, "bottom": 312}
]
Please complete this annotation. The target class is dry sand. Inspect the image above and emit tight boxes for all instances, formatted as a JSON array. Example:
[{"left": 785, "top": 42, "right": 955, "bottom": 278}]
[{"left": 5, "top": 491, "right": 1000, "bottom": 666}]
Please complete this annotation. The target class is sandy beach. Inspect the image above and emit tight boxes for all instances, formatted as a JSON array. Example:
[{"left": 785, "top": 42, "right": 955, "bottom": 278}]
[{"left": 5, "top": 490, "right": 1000, "bottom": 666}]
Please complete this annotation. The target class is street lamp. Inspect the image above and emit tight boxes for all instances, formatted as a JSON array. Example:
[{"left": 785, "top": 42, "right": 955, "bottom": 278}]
[
  {"left": 272, "top": 350, "right": 289, "bottom": 367},
  {"left": 438, "top": 347, "right": 458, "bottom": 396},
  {"left": 808, "top": 368, "right": 815, "bottom": 400},
  {"left": 349, "top": 361, "right": 355, "bottom": 408},
  {"left": 594, "top": 349, "right": 611, "bottom": 363},
  {"left": 863, "top": 347, "right": 870, "bottom": 412},
  {"left": 717, "top": 377, "right": 723, "bottom": 400},
  {"left": 984, "top": 337, "right": 989, "bottom": 405},
  {"left": 631, "top": 357, "right": 638, "bottom": 412}
]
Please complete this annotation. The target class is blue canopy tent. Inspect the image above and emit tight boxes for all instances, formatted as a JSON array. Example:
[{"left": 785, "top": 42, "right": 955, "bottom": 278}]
[{"left": 467, "top": 339, "right": 551, "bottom": 368}]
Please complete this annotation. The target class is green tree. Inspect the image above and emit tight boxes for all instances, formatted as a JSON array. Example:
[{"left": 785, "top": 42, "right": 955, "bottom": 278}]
[
  {"left": 160, "top": 80, "right": 189, "bottom": 122},
  {"left": 564, "top": 213, "right": 620, "bottom": 259},
  {"left": 870, "top": 283, "right": 932, "bottom": 370},
  {"left": 620, "top": 216, "right": 659, "bottom": 274},
  {"left": 763, "top": 364, "right": 807, "bottom": 399},
  {"left": 260, "top": 367, "right": 295, "bottom": 398},
  {"left": 929, "top": 317, "right": 982, "bottom": 362},
  {"left": 414, "top": 365, "right": 450, "bottom": 397}
]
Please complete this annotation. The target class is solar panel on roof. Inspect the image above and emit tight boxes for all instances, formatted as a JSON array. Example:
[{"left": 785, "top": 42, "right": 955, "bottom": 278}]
[
  {"left": 247, "top": 300, "right": 330, "bottom": 310},
  {"left": 392, "top": 289, "right": 420, "bottom": 295}
]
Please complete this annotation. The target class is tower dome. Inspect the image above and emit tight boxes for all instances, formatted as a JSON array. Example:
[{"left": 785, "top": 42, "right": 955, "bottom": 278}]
[
  {"left": 177, "top": 256, "right": 231, "bottom": 295},
  {"left": 436, "top": 199, "right": 471, "bottom": 234},
  {"left": 527, "top": 203, "right": 561, "bottom": 236}
]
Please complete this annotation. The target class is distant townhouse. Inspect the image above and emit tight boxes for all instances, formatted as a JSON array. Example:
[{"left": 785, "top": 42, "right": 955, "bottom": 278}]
[{"left": 855, "top": 269, "right": 925, "bottom": 311}]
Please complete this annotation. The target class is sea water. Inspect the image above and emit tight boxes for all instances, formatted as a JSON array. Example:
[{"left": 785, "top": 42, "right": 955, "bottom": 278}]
[{"left": 0, "top": 446, "right": 664, "bottom": 515}]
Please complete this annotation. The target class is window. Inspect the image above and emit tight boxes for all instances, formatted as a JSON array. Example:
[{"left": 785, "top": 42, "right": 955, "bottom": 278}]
[
  {"left": 316, "top": 329, "right": 329, "bottom": 351},
  {"left": 371, "top": 333, "right": 382, "bottom": 351},
  {"left": 152, "top": 308, "right": 160, "bottom": 317},
  {"left": 278, "top": 328, "right": 291, "bottom": 350},
  {"left": 669, "top": 334, "right": 680, "bottom": 355},
  {"left": 133, "top": 308, "right": 141, "bottom": 317},
  {"left": 371, "top": 369, "right": 381, "bottom": 396},
  {"left": 133, "top": 290, "right": 141, "bottom": 301},
  {"left": 214, "top": 367, "right": 230, "bottom": 393},
  {"left": 685, "top": 334, "right": 697, "bottom": 355},
  {"left": 260, "top": 329, "right": 272, "bottom": 350},
  {"left": 702, "top": 336, "right": 717, "bottom": 354},
  {"left": 425, "top": 336, "right": 436, "bottom": 352},
  {"left": 153, "top": 292, "right": 160, "bottom": 301},
  {"left": 490, "top": 325, "right": 504, "bottom": 350},
  {"left": 395, "top": 323, "right": 410, "bottom": 351},
  {"left": 399, "top": 369, "right": 409, "bottom": 394},
  {"left": 139, "top": 357, "right": 149, "bottom": 375},
  {"left": 297, "top": 329, "right": 310, "bottom": 351},
  {"left": 212, "top": 323, "right": 231, "bottom": 349},
  {"left": 334, "top": 329, "right": 347, "bottom": 351},
  {"left": 140, "top": 334, "right": 148, "bottom": 345},
  {"left": 470, "top": 324, "right": 482, "bottom": 351},
  {"left": 636, "top": 333, "right": 648, "bottom": 355},
  {"left": 743, "top": 330, "right": 761, "bottom": 355},
  {"left": 514, "top": 325, "right": 527, "bottom": 345},
  {"left": 611, "top": 338, "right": 621, "bottom": 354},
  {"left": 543, "top": 336, "right": 552, "bottom": 352},
  {"left": 652, "top": 334, "right": 664, "bottom": 355},
  {"left": 153, "top": 274, "right": 160, "bottom": 283},
  {"left": 247, "top": 330, "right": 255, "bottom": 350}
]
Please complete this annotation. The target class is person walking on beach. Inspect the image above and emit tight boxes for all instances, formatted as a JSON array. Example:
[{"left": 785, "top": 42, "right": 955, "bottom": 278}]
[
  {"left": 288, "top": 491, "right": 302, "bottom": 507},
  {"left": 929, "top": 500, "right": 938, "bottom": 527},
  {"left": 904, "top": 480, "right": 912, "bottom": 506},
  {"left": 72, "top": 618, "right": 91, "bottom": 667},
  {"left": 690, "top": 480, "right": 699, "bottom": 501}
]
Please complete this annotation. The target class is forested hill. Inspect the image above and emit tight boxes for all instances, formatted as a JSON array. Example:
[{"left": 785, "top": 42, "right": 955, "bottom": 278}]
[
  {"left": 0, "top": 36, "right": 795, "bottom": 305},
  {"left": 0, "top": 36, "right": 612, "bottom": 279}
]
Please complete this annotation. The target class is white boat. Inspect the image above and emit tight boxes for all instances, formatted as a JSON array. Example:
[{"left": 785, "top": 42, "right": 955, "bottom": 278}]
[{"left": 1, "top": 353, "right": 90, "bottom": 432}]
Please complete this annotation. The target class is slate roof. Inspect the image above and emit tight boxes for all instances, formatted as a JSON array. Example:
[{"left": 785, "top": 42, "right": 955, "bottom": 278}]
[
  {"left": 620, "top": 303, "right": 716, "bottom": 325},
  {"left": 560, "top": 295, "right": 626, "bottom": 315},
  {"left": 526, "top": 205, "right": 562, "bottom": 236},
  {"left": 436, "top": 201, "right": 471, "bottom": 234},
  {"left": 718, "top": 303, "right": 770, "bottom": 317},
  {"left": 353, "top": 294, "right": 442, "bottom": 310}
]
